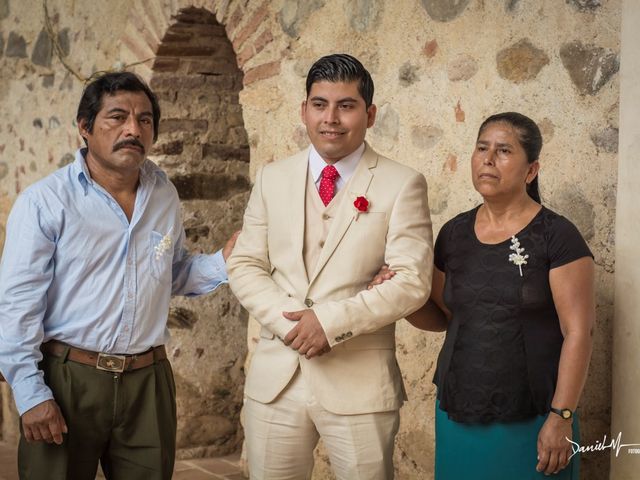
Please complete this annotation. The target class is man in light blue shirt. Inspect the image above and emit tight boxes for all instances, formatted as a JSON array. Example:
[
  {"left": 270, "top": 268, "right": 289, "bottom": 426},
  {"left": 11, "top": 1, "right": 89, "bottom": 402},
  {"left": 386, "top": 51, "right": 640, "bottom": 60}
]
[{"left": 0, "top": 71, "right": 236, "bottom": 479}]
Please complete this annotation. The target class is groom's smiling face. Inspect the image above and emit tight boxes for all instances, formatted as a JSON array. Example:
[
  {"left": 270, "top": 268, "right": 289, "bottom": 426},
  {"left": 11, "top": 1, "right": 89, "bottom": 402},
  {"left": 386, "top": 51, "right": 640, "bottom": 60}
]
[{"left": 301, "top": 80, "right": 377, "bottom": 165}]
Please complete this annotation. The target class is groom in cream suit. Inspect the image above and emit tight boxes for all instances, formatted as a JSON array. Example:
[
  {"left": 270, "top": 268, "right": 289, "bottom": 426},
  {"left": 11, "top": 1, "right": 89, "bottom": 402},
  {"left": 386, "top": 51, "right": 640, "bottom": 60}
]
[{"left": 227, "top": 54, "right": 433, "bottom": 479}]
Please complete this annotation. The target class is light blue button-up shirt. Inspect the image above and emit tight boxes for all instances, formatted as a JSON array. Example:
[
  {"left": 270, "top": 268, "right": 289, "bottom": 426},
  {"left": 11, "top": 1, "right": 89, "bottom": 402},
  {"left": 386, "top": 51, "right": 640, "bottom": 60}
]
[{"left": 0, "top": 149, "right": 228, "bottom": 415}]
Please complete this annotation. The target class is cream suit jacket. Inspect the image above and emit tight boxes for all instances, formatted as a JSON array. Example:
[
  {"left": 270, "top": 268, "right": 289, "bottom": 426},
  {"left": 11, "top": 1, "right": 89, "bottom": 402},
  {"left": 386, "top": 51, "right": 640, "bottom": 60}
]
[{"left": 227, "top": 144, "right": 433, "bottom": 415}]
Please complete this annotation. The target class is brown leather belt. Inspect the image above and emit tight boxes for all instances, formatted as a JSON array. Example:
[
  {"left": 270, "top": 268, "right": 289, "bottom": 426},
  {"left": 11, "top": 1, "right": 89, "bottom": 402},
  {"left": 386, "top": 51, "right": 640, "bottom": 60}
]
[{"left": 41, "top": 340, "right": 167, "bottom": 373}]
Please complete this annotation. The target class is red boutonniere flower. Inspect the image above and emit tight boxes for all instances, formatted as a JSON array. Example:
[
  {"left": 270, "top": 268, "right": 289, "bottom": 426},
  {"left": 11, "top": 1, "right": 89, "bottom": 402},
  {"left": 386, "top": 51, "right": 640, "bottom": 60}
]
[{"left": 353, "top": 195, "right": 369, "bottom": 220}]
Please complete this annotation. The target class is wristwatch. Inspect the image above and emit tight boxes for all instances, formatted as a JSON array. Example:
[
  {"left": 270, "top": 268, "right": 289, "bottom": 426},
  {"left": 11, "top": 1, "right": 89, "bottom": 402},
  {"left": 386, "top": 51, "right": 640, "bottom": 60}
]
[{"left": 550, "top": 407, "right": 573, "bottom": 420}]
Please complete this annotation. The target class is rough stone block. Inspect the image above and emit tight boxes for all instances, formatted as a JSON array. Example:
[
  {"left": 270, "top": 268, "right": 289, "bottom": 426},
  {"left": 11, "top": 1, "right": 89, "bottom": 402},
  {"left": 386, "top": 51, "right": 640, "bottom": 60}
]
[
  {"left": 346, "top": 0, "right": 382, "bottom": 31},
  {"left": 411, "top": 125, "right": 443, "bottom": 150},
  {"left": 41, "top": 74, "right": 54, "bottom": 88},
  {"left": 184, "top": 224, "right": 210, "bottom": 242},
  {"left": 421, "top": 0, "right": 471, "bottom": 22},
  {"left": 57, "top": 28, "right": 70, "bottom": 57},
  {"left": 566, "top": 0, "right": 601, "bottom": 11},
  {"left": 372, "top": 103, "right": 399, "bottom": 140},
  {"left": 278, "top": 0, "right": 326, "bottom": 37},
  {"left": 496, "top": 38, "right": 549, "bottom": 83},
  {"left": 6, "top": 32, "right": 27, "bottom": 58},
  {"left": 0, "top": 34, "right": 4, "bottom": 58},
  {"left": 447, "top": 53, "right": 478, "bottom": 81},
  {"left": 168, "top": 306, "right": 198, "bottom": 329},
  {"left": 399, "top": 62, "right": 420, "bottom": 86},
  {"left": 31, "top": 30, "right": 53, "bottom": 67},
  {"left": 560, "top": 41, "right": 619, "bottom": 95},
  {"left": 590, "top": 127, "right": 618, "bottom": 153},
  {"left": 0, "top": 0, "right": 8, "bottom": 19}
]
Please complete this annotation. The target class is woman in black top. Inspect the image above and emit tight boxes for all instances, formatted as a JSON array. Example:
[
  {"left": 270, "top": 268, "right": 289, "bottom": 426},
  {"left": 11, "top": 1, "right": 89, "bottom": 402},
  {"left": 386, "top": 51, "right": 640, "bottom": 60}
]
[{"left": 374, "top": 112, "right": 594, "bottom": 479}]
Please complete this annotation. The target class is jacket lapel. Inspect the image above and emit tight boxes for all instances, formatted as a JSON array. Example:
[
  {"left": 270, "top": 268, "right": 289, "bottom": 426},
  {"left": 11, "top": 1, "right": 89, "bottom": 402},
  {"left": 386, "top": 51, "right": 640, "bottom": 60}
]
[
  {"left": 288, "top": 149, "right": 311, "bottom": 286},
  {"left": 307, "top": 144, "right": 378, "bottom": 287}
]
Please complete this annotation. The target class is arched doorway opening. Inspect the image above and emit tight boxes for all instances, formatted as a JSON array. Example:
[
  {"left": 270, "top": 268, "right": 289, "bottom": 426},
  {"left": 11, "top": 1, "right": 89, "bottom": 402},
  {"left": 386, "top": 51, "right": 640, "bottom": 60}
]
[{"left": 148, "top": 6, "right": 250, "bottom": 458}]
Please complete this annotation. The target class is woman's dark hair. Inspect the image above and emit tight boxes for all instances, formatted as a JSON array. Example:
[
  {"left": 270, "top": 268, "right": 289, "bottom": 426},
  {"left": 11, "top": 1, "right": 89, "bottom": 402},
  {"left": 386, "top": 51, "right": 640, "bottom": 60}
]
[
  {"left": 76, "top": 71, "right": 161, "bottom": 143},
  {"left": 477, "top": 112, "right": 542, "bottom": 203},
  {"left": 306, "top": 54, "right": 374, "bottom": 108}
]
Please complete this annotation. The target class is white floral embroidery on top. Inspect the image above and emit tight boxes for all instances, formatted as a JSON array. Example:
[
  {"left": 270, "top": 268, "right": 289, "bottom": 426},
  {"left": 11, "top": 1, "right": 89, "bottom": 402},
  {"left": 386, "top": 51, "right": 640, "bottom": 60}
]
[
  {"left": 154, "top": 227, "right": 174, "bottom": 260},
  {"left": 508, "top": 235, "right": 529, "bottom": 277}
]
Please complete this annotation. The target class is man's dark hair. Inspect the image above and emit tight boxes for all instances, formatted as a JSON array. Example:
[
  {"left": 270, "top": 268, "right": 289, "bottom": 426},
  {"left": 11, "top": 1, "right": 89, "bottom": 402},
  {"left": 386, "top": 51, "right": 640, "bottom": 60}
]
[
  {"left": 306, "top": 54, "right": 375, "bottom": 108},
  {"left": 77, "top": 71, "right": 161, "bottom": 143}
]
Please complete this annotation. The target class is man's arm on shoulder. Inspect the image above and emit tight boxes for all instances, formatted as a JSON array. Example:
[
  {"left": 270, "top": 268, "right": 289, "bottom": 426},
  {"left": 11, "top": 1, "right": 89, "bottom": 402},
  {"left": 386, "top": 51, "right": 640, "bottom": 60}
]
[
  {"left": 313, "top": 171, "right": 433, "bottom": 347},
  {"left": 0, "top": 193, "right": 56, "bottom": 415},
  {"left": 226, "top": 167, "right": 306, "bottom": 339}
]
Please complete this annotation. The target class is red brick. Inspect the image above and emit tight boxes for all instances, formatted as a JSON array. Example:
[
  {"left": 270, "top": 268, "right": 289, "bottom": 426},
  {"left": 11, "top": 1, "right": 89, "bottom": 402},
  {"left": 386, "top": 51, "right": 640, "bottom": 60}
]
[
  {"left": 151, "top": 74, "right": 205, "bottom": 90},
  {"left": 153, "top": 57, "right": 181, "bottom": 72},
  {"left": 243, "top": 60, "right": 280, "bottom": 86},
  {"left": 253, "top": 29, "right": 273, "bottom": 56},
  {"left": 159, "top": 119, "right": 209, "bottom": 134},
  {"left": 224, "top": 5, "right": 244, "bottom": 38},
  {"left": 231, "top": 2, "right": 269, "bottom": 51},
  {"left": 152, "top": 140, "right": 184, "bottom": 155},
  {"left": 237, "top": 44, "right": 254, "bottom": 68},
  {"left": 186, "top": 57, "right": 238, "bottom": 75},
  {"left": 156, "top": 43, "right": 220, "bottom": 57}
]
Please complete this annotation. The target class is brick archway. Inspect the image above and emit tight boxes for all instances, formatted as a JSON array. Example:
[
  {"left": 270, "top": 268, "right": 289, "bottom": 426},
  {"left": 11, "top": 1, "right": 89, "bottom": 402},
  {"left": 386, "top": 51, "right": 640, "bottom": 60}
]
[
  {"left": 149, "top": 6, "right": 249, "bottom": 458},
  {"left": 120, "top": 3, "right": 255, "bottom": 458},
  {"left": 116, "top": 0, "right": 285, "bottom": 459}
]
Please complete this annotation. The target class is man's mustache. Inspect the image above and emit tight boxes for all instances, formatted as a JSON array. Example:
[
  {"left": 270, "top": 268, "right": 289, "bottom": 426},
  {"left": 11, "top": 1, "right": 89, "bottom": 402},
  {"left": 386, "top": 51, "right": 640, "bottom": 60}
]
[{"left": 113, "top": 138, "right": 145, "bottom": 153}]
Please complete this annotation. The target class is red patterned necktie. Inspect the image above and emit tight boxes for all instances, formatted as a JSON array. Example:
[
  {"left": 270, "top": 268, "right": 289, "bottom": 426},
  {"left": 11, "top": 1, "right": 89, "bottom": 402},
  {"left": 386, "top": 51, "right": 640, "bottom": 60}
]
[{"left": 319, "top": 165, "right": 340, "bottom": 206}]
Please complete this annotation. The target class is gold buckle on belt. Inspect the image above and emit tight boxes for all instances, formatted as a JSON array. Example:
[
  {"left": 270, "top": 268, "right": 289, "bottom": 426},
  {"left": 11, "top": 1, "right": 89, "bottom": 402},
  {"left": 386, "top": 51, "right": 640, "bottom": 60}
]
[{"left": 96, "top": 353, "right": 126, "bottom": 373}]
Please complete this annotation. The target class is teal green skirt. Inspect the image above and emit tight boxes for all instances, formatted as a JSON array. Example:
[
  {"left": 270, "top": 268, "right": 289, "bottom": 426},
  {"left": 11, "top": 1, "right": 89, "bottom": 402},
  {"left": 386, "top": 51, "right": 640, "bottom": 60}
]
[{"left": 435, "top": 401, "right": 580, "bottom": 480}]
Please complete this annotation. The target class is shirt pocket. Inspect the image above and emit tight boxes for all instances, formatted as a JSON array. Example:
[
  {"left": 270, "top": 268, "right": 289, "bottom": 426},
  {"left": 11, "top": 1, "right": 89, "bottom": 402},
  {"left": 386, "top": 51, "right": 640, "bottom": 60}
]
[{"left": 150, "top": 231, "right": 173, "bottom": 284}]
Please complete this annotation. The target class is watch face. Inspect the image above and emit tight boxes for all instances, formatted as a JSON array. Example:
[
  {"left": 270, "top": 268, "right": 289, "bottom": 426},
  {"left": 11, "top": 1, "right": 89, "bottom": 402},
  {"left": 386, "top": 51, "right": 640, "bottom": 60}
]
[{"left": 562, "top": 409, "right": 572, "bottom": 419}]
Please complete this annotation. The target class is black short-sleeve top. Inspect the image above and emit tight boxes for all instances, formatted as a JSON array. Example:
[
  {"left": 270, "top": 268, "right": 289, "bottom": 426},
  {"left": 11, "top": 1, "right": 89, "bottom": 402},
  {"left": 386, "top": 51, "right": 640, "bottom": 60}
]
[{"left": 433, "top": 205, "right": 593, "bottom": 424}]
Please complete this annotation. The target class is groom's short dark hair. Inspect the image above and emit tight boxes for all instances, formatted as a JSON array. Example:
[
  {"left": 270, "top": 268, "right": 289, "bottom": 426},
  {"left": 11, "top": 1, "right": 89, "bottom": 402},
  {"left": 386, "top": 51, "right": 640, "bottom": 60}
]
[{"left": 306, "top": 54, "right": 374, "bottom": 108}]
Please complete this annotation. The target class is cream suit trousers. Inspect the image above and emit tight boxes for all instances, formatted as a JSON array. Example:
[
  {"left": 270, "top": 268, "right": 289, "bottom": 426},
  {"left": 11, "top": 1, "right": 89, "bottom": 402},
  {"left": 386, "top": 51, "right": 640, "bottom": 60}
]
[{"left": 244, "top": 368, "right": 400, "bottom": 480}]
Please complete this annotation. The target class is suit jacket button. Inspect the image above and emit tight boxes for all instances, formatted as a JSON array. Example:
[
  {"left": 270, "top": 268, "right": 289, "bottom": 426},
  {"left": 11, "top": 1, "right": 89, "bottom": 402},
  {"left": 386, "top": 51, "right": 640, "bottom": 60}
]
[
  {"left": 345, "top": 331, "right": 352, "bottom": 338},
  {"left": 304, "top": 298, "right": 314, "bottom": 307},
  {"left": 335, "top": 336, "right": 342, "bottom": 343}
]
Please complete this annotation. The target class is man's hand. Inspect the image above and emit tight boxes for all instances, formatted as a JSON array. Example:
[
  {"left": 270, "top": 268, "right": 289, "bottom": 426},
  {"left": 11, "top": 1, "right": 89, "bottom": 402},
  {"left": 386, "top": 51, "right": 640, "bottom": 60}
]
[
  {"left": 222, "top": 230, "right": 241, "bottom": 261},
  {"left": 536, "top": 414, "right": 573, "bottom": 475},
  {"left": 283, "top": 309, "right": 330, "bottom": 359},
  {"left": 367, "top": 264, "right": 395, "bottom": 290},
  {"left": 21, "top": 399, "right": 68, "bottom": 445}
]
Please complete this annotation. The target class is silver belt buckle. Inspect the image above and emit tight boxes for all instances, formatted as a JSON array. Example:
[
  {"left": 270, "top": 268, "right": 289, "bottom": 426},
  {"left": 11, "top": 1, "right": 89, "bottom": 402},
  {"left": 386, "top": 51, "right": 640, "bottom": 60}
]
[{"left": 96, "top": 353, "right": 126, "bottom": 373}]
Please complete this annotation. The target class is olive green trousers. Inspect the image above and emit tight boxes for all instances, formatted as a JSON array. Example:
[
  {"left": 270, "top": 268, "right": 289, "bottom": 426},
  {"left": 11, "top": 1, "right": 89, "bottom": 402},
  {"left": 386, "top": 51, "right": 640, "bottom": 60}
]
[{"left": 18, "top": 348, "right": 177, "bottom": 480}]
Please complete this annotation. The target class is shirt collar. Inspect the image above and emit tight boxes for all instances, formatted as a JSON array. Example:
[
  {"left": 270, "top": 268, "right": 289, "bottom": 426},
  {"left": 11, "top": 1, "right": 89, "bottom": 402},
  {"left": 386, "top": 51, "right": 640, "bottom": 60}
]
[
  {"left": 308, "top": 142, "right": 365, "bottom": 184},
  {"left": 72, "top": 148, "right": 167, "bottom": 195}
]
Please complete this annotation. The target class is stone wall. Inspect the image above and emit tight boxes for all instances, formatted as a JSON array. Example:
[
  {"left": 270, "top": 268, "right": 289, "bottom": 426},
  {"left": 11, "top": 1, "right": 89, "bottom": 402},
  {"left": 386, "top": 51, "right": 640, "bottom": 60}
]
[{"left": 0, "top": 0, "right": 620, "bottom": 478}]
